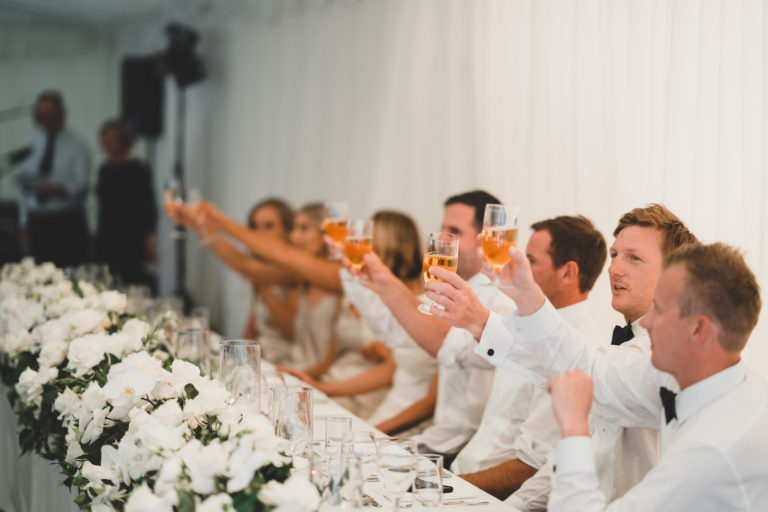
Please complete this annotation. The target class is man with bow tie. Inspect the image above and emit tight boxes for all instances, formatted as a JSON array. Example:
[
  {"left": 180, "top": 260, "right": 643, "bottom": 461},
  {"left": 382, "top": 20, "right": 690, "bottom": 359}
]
[
  {"left": 531, "top": 242, "right": 765, "bottom": 511},
  {"left": 425, "top": 204, "right": 697, "bottom": 508}
]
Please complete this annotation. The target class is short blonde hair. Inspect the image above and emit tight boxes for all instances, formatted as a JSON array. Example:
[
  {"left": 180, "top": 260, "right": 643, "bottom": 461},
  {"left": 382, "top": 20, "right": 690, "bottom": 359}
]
[
  {"left": 614, "top": 204, "right": 697, "bottom": 256},
  {"left": 664, "top": 242, "right": 761, "bottom": 352}
]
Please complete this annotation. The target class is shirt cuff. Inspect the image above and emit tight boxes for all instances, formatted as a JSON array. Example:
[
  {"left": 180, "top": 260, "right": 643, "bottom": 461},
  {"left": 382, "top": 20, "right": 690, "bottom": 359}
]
[
  {"left": 553, "top": 437, "right": 595, "bottom": 476},
  {"left": 502, "top": 299, "right": 561, "bottom": 346},
  {"left": 474, "top": 310, "right": 516, "bottom": 366}
]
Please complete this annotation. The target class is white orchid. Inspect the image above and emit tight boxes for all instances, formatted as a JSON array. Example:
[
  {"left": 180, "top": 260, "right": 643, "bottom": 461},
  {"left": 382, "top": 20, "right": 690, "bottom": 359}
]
[
  {"left": 124, "top": 483, "right": 174, "bottom": 512},
  {"left": 54, "top": 387, "right": 82, "bottom": 425},
  {"left": 198, "top": 493, "right": 234, "bottom": 512},
  {"left": 102, "top": 370, "right": 159, "bottom": 421}
]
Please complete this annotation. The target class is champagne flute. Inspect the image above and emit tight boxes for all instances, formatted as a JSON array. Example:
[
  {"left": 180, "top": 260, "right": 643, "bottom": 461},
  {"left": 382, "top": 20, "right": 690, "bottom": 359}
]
[
  {"left": 480, "top": 204, "right": 519, "bottom": 287},
  {"left": 344, "top": 219, "right": 373, "bottom": 279},
  {"left": 322, "top": 201, "right": 349, "bottom": 251},
  {"left": 163, "top": 178, "right": 184, "bottom": 239},
  {"left": 417, "top": 232, "right": 459, "bottom": 315}
]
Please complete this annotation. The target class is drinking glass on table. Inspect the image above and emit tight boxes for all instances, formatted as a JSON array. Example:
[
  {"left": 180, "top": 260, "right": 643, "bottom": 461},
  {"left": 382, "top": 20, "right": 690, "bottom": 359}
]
[
  {"left": 322, "top": 201, "right": 349, "bottom": 252},
  {"left": 413, "top": 454, "right": 444, "bottom": 507},
  {"left": 344, "top": 219, "right": 373, "bottom": 278},
  {"left": 480, "top": 204, "right": 519, "bottom": 287},
  {"left": 274, "top": 385, "right": 313, "bottom": 458},
  {"left": 324, "top": 416, "right": 353, "bottom": 455},
  {"left": 219, "top": 340, "right": 261, "bottom": 409},
  {"left": 376, "top": 438, "right": 417, "bottom": 512},
  {"left": 343, "top": 430, "right": 378, "bottom": 481},
  {"left": 418, "top": 232, "right": 459, "bottom": 315},
  {"left": 176, "top": 328, "right": 211, "bottom": 376}
]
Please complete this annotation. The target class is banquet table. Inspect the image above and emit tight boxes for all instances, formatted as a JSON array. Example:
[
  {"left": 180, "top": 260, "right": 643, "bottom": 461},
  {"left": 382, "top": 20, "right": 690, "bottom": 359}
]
[{"left": 1, "top": 364, "right": 509, "bottom": 512}]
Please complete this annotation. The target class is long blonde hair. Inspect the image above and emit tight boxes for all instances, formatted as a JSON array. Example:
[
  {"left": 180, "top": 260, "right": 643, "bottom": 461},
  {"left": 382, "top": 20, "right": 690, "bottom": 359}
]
[{"left": 372, "top": 210, "right": 422, "bottom": 282}]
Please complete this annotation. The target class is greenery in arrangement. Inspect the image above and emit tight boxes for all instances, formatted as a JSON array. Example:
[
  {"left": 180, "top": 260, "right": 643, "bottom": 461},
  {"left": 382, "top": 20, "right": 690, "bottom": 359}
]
[{"left": 0, "top": 259, "right": 319, "bottom": 512}]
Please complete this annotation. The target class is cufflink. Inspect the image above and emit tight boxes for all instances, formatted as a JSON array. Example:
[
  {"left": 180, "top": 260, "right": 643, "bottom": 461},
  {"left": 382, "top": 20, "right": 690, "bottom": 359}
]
[{"left": 487, "top": 348, "right": 495, "bottom": 356}]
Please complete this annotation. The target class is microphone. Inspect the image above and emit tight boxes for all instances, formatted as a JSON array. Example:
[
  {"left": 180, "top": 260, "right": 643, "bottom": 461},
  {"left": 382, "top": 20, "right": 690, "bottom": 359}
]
[{"left": 6, "top": 146, "right": 31, "bottom": 165}]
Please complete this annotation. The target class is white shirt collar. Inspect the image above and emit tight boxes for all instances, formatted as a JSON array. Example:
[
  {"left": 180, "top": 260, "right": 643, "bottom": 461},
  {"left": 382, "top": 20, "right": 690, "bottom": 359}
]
[
  {"left": 675, "top": 360, "right": 747, "bottom": 424},
  {"left": 630, "top": 314, "right": 648, "bottom": 339},
  {"left": 557, "top": 300, "right": 591, "bottom": 324}
]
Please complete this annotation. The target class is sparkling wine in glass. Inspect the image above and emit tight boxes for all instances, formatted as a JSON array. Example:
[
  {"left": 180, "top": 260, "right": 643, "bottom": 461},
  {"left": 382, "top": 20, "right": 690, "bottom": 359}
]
[
  {"left": 481, "top": 204, "right": 519, "bottom": 287},
  {"left": 322, "top": 201, "right": 349, "bottom": 249},
  {"left": 344, "top": 219, "right": 373, "bottom": 275},
  {"left": 418, "top": 232, "right": 459, "bottom": 315}
]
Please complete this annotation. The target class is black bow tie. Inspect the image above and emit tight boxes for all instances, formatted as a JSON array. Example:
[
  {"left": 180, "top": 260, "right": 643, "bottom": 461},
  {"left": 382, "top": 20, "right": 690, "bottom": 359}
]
[
  {"left": 611, "top": 322, "right": 634, "bottom": 345},
  {"left": 659, "top": 387, "right": 677, "bottom": 424}
]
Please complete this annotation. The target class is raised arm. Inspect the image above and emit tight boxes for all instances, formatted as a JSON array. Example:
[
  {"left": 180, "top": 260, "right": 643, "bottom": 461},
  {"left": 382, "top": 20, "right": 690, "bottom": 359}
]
[
  {"left": 357, "top": 252, "right": 450, "bottom": 357},
  {"left": 202, "top": 202, "right": 343, "bottom": 292}
]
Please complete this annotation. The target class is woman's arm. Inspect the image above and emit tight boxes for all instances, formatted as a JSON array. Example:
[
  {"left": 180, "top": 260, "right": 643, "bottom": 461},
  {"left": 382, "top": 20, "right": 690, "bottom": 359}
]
[
  {"left": 202, "top": 202, "right": 343, "bottom": 292},
  {"left": 258, "top": 286, "right": 298, "bottom": 341},
  {"left": 374, "top": 372, "right": 438, "bottom": 435},
  {"left": 282, "top": 341, "right": 395, "bottom": 396},
  {"left": 205, "top": 236, "right": 297, "bottom": 286}
]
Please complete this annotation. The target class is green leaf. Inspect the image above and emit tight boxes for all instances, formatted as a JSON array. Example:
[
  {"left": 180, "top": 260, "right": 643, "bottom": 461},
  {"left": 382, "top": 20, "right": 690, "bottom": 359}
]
[
  {"left": 177, "top": 489, "right": 195, "bottom": 512},
  {"left": 183, "top": 383, "right": 199, "bottom": 400}
]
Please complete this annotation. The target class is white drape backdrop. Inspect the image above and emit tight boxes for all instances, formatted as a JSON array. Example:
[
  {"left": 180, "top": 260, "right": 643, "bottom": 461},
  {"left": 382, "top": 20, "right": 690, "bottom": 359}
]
[
  {"left": 3, "top": 0, "right": 765, "bottom": 374},
  {"left": 173, "top": 0, "right": 766, "bottom": 374}
]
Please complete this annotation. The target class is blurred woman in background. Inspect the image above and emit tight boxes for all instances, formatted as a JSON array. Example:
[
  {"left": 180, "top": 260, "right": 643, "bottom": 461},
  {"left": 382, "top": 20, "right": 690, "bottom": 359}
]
[
  {"left": 284, "top": 210, "right": 438, "bottom": 432},
  {"left": 95, "top": 118, "right": 156, "bottom": 287}
]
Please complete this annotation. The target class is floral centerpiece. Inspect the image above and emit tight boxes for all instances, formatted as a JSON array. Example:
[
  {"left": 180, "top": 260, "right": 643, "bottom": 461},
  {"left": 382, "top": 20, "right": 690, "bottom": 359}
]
[{"left": 0, "top": 258, "right": 319, "bottom": 511}]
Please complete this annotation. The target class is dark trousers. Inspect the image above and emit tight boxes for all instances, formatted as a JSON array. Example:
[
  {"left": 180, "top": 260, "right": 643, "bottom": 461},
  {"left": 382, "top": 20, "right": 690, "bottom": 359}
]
[{"left": 28, "top": 208, "right": 89, "bottom": 268}]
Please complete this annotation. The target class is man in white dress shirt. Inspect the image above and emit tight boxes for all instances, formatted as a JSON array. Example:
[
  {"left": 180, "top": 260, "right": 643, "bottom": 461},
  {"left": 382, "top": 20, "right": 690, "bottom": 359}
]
[
  {"left": 445, "top": 215, "right": 606, "bottom": 502},
  {"left": 426, "top": 204, "right": 697, "bottom": 508},
  {"left": 513, "top": 242, "right": 767, "bottom": 511},
  {"left": 19, "top": 90, "right": 90, "bottom": 266},
  {"left": 359, "top": 190, "right": 509, "bottom": 464}
]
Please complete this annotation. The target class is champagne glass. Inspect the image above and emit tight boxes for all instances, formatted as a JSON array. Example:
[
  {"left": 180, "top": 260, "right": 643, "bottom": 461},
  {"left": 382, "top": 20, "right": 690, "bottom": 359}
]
[
  {"left": 413, "top": 454, "right": 444, "bottom": 507},
  {"left": 164, "top": 178, "right": 184, "bottom": 239},
  {"left": 376, "top": 438, "right": 417, "bottom": 512},
  {"left": 417, "top": 232, "right": 459, "bottom": 315},
  {"left": 219, "top": 340, "right": 261, "bottom": 409},
  {"left": 480, "top": 204, "right": 519, "bottom": 287},
  {"left": 344, "top": 219, "right": 373, "bottom": 278},
  {"left": 322, "top": 201, "right": 349, "bottom": 251}
]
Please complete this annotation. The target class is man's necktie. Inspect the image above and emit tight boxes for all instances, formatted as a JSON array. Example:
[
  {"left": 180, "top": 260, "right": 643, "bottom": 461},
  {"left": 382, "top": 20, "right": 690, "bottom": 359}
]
[
  {"left": 659, "top": 387, "right": 677, "bottom": 424},
  {"left": 38, "top": 134, "right": 56, "bottom": 178},
  {"left": 611, "top": 322, "right": 634, "bottom": 345}
]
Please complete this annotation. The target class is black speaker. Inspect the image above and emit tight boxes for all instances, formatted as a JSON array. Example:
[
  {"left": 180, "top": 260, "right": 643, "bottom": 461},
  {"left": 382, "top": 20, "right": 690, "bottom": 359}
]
[{"left": 121, "top": 56, "right": 165, "bottom": 139}]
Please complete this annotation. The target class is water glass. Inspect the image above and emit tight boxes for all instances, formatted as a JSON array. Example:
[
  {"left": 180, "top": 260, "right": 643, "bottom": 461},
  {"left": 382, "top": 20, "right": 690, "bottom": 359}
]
[
  {"left": 187, "top": 306, "right": 210, "bottom": 330},
  {"left": 325, "top": 416, "right": 352, "bottom": 455},
  {"left": 219, "top": 340, "right": 261, "bottom": 409},
  {"left": 176, "top": 328, "right": 211, "bottom": 376},
  {"left": 413, "top": 454, "right": 444, "bottom": 507},
  {"left": 274, "top": 385, "right": 313, "bottom": 458},
  {"left": 376, "top": 438, "right": 417, "bottom": 512},
  {"left": 343, "top": 431, "right": 378, "bottom": 480}
]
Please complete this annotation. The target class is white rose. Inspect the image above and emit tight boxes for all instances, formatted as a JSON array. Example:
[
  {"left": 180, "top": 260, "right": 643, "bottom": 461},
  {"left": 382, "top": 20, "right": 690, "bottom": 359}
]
[
  {"left": 259, "top": 475, "right": 320, "bottom": 511},
  {"left": 16, "top": 368, "right": 44, "bottom": 406},
  {"left": 67, "top": 334, "right": 107, "bottom": 377},
  {"left": 152, "top": 400, "right": 184, "bottom": 427},
  {"left": 38, "top": 337, "right": 68, "bottom": 368},
  {"left": 38, "top": 365, "right": 59, "bottom": 385},
  {"left": 77, "top": 382, "right": 106, "bottom": 435},
  {"left": 104, "top": 332, "right": 143, "bottom": 358},
  {"left": 121, "top": 318, "right": 150, "bottom": 341},
  {"left": 181, "top": 381, "right": 231, "bottom": 419},
  {"left": 18, "top": 301, "right": 45, "bottom": 329},
  {"left": 77, "top": 280, "right": 98, "bottom": 298},
  {"left": 109, "top": 351, "right": 166, "bottom": 380},
  {"left": 64, "top": 308, "right": 107, "bottom": 336},
  {"left": 179, "top": 440, "right": 230, "bottom": 495},
  {"left": 124, "top": 483, "right": 173, "bottom": 512},
  {"left": 96, "top": 291, "right": 127, "bottom": 313},
  {"left": 0, "top": 316, "right": 34, "bottom": 355},
  {"left": 54, "top": 387, "right": 82, "bottom": 425},
  {"left": 45, "top": 295, "right": 85, "bottom": 318},
  {"left": 128, "top": 408, "right": 187, "bottom": 452},
  {"left": 198, "top": 494, "right": 233, "bottom": 512},
  {"left": 226, "top": 442, "right": 269, "bottom": 493}
]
